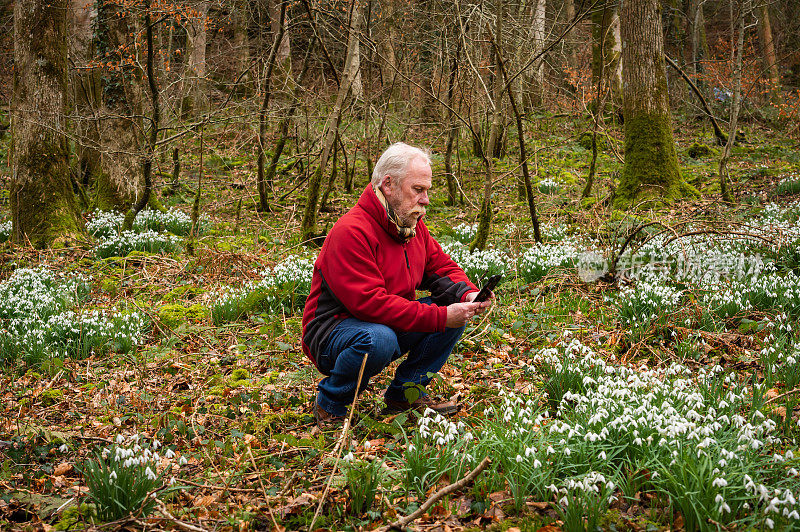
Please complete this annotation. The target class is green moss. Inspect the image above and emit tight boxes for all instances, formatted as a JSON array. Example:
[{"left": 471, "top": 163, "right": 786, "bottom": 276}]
[
  {"left": 164, "top": 285, "right": 205, "bottom": 302},
  {"left": 100, "top": 277, "right": 119, "bottom": 297},
  {"left": 54, "top": 503, "right": 97, "bottom": 530},
  {"left": 40, "top": 389, "right": 64, "bottom": 406},
  {"left": 615, "top": 112, "right": 691, "bottom": 209},
  {"left": 230, "top": 368, "right": 250, "bottom": 386},
  {"left": 686, "top": 142, "right": 717, "bottom": 159},
  {"left": 157, "top": 303, "right": 207, "bottom": 328}
]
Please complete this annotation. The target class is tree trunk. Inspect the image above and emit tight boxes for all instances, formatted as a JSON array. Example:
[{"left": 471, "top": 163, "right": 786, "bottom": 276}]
[
  {"left": 300, "top": 0, "right": 362, "bottom": 243},
  {"left": 257, "top": 0, "right": 287, "bottom": 212},
  {"left": 470, "top": 0, "right": 503, "bottom": 252},
  {"left": 11, "top": 0, "right": 81, "bottom": 247},
  {"left": 232, "top": 0, "right": 252, "bottom": 90},
  {"left": 616, "top": 0, "right": 685, "bottom": 208},
  {"left": 182, "top": 0, "right": 209, "bottom": 116},
  {"left": 526, "top": 0, "right": 546, "bottom": 109},
  {"left": 95, "top": 0, "right": 143, "bottom": 211},
  {"left": 719, "top": 0, "right": 746, "bottom": 204},
  {"left": 376, "top": 0, "right": 399, "bottom": 96},
  {"left": 591, "top": 0, "right": 622, "bottom": 111},
  {"left": 757, "top": 4, "right": 779, "bottom": 99},
  {"left": 268, "top": 0, "right": 292, "bottom": 99},
  {"left": 69, "top": 0, "right": 102, "bottom": 198},
  {"left": 444, "top": 32, "right": 462, "bottom": 207}
]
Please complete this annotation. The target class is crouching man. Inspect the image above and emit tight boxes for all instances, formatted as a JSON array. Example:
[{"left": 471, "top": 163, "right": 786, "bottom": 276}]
[{"left": 301, "top": 142, "right": 492, "bottom": 430}]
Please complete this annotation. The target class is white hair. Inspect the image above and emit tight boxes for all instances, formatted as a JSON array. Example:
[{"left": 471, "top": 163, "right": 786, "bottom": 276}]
[{"left": 371, "top": 142, "right": 431, "bottom": 187}]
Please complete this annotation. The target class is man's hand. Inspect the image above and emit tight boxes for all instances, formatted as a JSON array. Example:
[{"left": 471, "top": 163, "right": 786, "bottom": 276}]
[{"left": 446, "top": 293, "right": 493, "bottom": 328}]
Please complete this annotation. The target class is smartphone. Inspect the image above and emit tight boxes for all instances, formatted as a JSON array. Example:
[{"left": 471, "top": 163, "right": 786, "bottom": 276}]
[{"left": 474, "top": 274, "right": 502, "bottom": 303}]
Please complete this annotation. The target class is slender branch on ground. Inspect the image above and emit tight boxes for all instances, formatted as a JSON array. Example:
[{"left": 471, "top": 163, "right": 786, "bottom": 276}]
[
  {"left": 308, "top": 352, "right": 369, "bottom": 531},
  {"left": 378, "top": 456, "right": 492, "bottom": 532}
]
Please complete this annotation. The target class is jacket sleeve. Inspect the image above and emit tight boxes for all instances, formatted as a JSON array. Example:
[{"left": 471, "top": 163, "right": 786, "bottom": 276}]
[
  {"left": 419, "top": 225, "right": 479, "bottom": 306},
  {"left": 318, "top": 224, "right": 448, "bottom": 332}
]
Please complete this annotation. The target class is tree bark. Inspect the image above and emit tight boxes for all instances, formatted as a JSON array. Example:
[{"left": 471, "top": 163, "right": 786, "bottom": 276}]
[
  {"left": 591, "top": 0, "right": 622, "bottom": 111},
  {"left": 182, "top": 0, "right": 209, "bottom": 116},
  {"left": 268, "top": 0, "right": 292, "bottom": 99},
  {"left": 300, "top": 0, "right": 362, "bottom": 243},
  {"left": 757, "top": 4, "right": 779, "bottom": 98},
  {"left": 719, "top": 0, "right": 746, "bottom": 204},
  {"left": 95, "top": 0, "right": 144, "bottom": 211},
  {"left": 616, "top": 0, "right": 685, "bottom": 208},
  {"left": 11, "top": 0, "right": 81, "bottom": 247},
  {"left": 69, "top": 0, "right": 102, "bottom": 196},
  {"left": 444, "top": 31, "right": 462, "bottom": 207}
]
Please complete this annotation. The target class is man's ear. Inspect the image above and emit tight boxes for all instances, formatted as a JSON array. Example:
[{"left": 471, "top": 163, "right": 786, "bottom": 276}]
[{"left": 380, "top": 175, "right": 393, "bottom": 195}]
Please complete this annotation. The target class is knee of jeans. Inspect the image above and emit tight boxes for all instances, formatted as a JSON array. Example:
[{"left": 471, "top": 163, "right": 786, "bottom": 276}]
[{"left": 354, "top": 325, "right": 397, "bottom": 370}]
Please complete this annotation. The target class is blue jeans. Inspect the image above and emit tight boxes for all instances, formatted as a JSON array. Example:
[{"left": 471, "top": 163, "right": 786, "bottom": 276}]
[{"left": 316, "top": 297, "right": 465, "bottom": 416}]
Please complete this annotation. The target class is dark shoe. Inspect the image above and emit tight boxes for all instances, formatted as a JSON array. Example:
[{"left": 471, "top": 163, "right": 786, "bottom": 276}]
[
  {"left": 384, "top": 395, "right": 461, "bottom": 416},
  {"left": 314, "top": 401, "right": 345, "bottom": 431}
]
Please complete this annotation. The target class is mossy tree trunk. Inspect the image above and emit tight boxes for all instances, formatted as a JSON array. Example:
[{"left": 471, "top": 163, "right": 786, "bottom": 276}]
[
  {"left": 181, "top": 0, "right": 209, "bottom": 116},
  {"left": 470, "top": 0, "right": 503, "bottom": 252},
  {"left": 443, "top": 29, "right": 462, "bottom": 207},
  {"left": 300, "top": 0, "right": 362, "bottom": 243},
  {"left": 10, "top": 0, "right": 82, "bottom": 248},
  {"left": 718, "top": 0, "right": 745, "bottom": 204},
  {"left": 616, "top": 0, "right": 684, "bottom": 208}
]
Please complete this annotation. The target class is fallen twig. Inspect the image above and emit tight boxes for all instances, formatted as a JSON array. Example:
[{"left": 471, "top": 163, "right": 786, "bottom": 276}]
[{"left": 308, "top": 352, "right": 369, "bottom": 531}]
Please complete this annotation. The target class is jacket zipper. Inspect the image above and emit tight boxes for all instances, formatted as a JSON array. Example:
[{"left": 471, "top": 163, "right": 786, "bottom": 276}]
[{"left": 403, "top": 247, "right": 410, "bottom": 269}]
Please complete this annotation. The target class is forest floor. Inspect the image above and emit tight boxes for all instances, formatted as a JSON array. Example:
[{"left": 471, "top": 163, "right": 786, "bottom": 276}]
[{"left": 2, "top": 113, "right": 800, "bottom": 531}]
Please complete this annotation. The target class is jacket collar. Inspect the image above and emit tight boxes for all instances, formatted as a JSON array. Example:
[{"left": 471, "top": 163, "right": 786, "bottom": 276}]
[{"left": 357, "top": 184, "right": 420, "bottom": 243}]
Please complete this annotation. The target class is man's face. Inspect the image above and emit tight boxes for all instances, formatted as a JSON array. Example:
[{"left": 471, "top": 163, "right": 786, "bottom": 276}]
[{"left": 382, "top": 158, "right": 432, "bottom": 227}]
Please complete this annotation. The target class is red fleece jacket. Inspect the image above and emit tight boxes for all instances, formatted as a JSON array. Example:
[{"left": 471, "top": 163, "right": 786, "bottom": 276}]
[{"left": 301, "top": 185, "right": 478, "bottom": 367}]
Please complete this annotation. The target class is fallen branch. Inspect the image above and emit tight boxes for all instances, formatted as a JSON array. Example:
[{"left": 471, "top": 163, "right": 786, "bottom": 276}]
[
  {"left": 379, "top": 456, "right": 491, "bottom": 532},
  {"left": 154, "top": 499, "right": 208, "bottom": 532},
  {"left": 765, "top": 387, "right": 800, "bottom": 406}
]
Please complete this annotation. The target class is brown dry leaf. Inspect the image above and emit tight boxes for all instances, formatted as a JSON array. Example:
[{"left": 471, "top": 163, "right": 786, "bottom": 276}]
[
  {"left": 53, "top": 463, "right": 72, "bottom": 476},
  {"left": 527, "top": 501, "right": 550, "bottom": 510},
  {"left": 767, "top": 388, "right": 781, "bottom": 400},
  {"left": 507, "top": 528, "right": 521, "bottom": 532},
  {"left": 535, "top": 526, "right": 563, "bottom": 532},
  {"left": 278, "top": 492, "right": 317, "bottom": 518},
  {"left": 193, "top": 495, "right": 217, "bottom": 507}
]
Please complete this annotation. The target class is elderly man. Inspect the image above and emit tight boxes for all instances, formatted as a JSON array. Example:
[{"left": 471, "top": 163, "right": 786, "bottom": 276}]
[{"left": 302, "top": 142, "right": 492, "bottom": 429}]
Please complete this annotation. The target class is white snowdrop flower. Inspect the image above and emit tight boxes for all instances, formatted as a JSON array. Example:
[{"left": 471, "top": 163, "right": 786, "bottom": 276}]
[
  {"left": 343, "top": 452, "right": 354, "bottom": 462},
  {"left": 515, "top": 455, "right": 523, "bottom": 463},
  {"left": 145, "top": 467, "right": 156, "bottom": 481},
  {"left": 152, "top": 439, "right": 161, "bottom": 450},
  {"left": 598, "top": 451, "right": 607, "bottom": 460},
  {"left": 547, "top": 446, "right": 555, "bottom": 454},
  {"left": 116, "top": 434, "right": 125, "bottom": 444},
  {"left": 788, "top": 468, "right": 799, "bottom": 477},
  {"left": 719, "top": 501, "right": 731, "bottom": 514},
  {"left": 364, "top": 441, "right": 372, "bottom": 451},
  {"left": 715, "top": 494, "right": 724, "bottom": 504},
  {"left": 789, "top": 510, "right": 799, "bottom": 520},
  {"left": 407, "top": 444, "right": 416, "bottom": 453},
  {"left": 464, "top": 433, "right": 474, "bottom": 442},
  {"left": 774, "top": 454, "right": 785, "bottom": 462},
  {"left": 59, "top": 444, "right": 68, "bottom": 453},
  {"left": 109, "top": 470, "right": 118, "bottom": 480},
  {"left": 178, "top": 456, "right": 188, "bottom": 466},
  {"left": 766, "top": 518, "right": 774, "bottom": 529},
  {"left": 533, "top": 459, "right": 542, "bottom": 468},
  {"left": 165, "top": 449, "right": 175, "bottom": 459},
  {"left": 787, "top": 450, "right": 795, "bottom": 460},
  {"left": 712, "top": 478, "right": 728, "bottom": 488}
]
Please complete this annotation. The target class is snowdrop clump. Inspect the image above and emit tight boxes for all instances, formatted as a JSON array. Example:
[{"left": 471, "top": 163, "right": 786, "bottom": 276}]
[
  {"left": 538, "top": 177, "right": 559, "bottom": 194},
  {"left": 87, "top": 208, "right": 206, "bottom": 238},
  {"left": 441, "top": 243, "right": 509, "bottom": 282},
  {"left": 211, "top": 255, "right": 317, "bottom": 324},
  {"left": 701, "top": 266, "right": 800, "bottom": 318},
  {"left": 95, "top": 230, "right": 183, "bottom": 259},
  {"left": 0, "top": 220, "right": 11, "bottom": 243},
  {"left": 517, "top": 237, "right": 586, "bottom": 283},
  {"left": 777, "top": 173, "right": 800, "bottom": 196},
  {"left": 83, "top": 433, "right": 187, "bottom": 521},
  {"left": 608, "top": 274, "right": 683, "bottom": 334},
  {"left": 452, "top": 223, "right": 478, "bottom": 244},
  {"left": 0, "top": 268, "right": 146, "bottom": 367}
]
